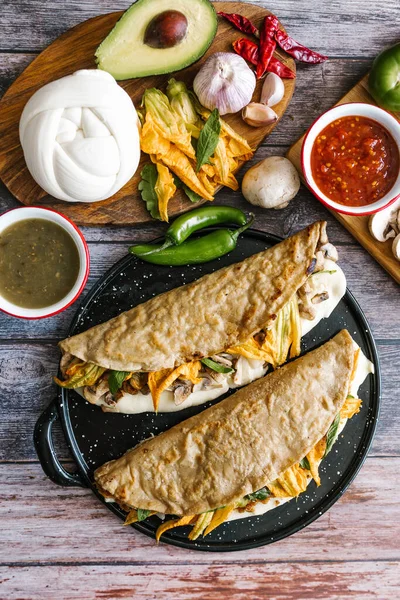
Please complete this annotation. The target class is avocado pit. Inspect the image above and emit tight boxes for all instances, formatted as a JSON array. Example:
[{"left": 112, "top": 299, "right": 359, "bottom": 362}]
[{"left": 144, "top": 10, "right": 188, "bottom": 49}]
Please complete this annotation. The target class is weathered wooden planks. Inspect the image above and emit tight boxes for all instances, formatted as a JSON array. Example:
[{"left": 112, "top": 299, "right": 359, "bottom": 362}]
[
  {"left": 1, "top": 1, "right": 400, "bottom": 598},
  {"left": 1, "top": 0, "right": 400, "bottom": 56},
  {"left": 1, "top": 460, "right": 399, "bottom": 565},
  {"left": 2, "top": 561, "right": 399, "bottom": 600}
]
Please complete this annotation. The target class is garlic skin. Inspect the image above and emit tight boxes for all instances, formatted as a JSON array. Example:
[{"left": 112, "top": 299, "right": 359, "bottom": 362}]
[
  {"left": 261, "top": 73, "right": 285, "bottom": 107},
  {"left": 193, "top": 52, "right": 256, "bottom": 115},
  {"left": 242, "top": 103, "right": 278, "bottom": 127}
]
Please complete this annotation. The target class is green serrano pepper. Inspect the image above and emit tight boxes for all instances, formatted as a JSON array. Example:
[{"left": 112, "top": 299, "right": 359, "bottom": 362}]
[
  {"left": 132, "top": 206, "right": 247, "bottom": 256},
  {"left": 129, "top": 215, "right": 254, "bottom": 266}
]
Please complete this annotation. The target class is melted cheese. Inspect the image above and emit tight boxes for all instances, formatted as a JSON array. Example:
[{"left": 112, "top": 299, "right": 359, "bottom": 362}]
[{"left": 301, "top": 259, "right": 347, "bottom": 336}]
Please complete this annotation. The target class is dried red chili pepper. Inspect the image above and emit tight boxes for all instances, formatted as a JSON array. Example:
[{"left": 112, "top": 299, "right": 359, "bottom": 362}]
[
  {"left": 232, "top": 38, "right": 259, "bottom": 65},
  {"left": 257, "top": 15, "right": 279, "bottom": 79},
  {"left": 233, "top": 38, "right": 295, "bottom": 79},
  {"left": 217, "top": 12, "right": 259, "bottom": 37},
  {"left": 268, "top": 56, "right": 296, "bottom": 79},
  {"left": 275, "top": 28, "right": 327, "bottom": 63}
]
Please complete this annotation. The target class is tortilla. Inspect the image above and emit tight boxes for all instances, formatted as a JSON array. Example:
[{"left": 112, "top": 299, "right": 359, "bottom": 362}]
[
  {"left": 94, "top": 329, "right": 354, "bottom": 516},
  {"left": 60, "top": 221, "right": 327, "bottom": 372}
]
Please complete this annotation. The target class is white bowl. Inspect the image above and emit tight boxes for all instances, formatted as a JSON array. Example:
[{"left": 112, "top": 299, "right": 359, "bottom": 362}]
[
  {"left": 0, "top": 207, "right": 89, "bottom": 319},
  {"left": 301, "top": 102, "right": 400, "bottom": 216}
]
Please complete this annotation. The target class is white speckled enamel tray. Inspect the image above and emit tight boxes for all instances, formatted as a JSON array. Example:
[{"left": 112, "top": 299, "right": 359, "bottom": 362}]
[{"left": 35, "top": 229, "right": 380, "bottom": 551}]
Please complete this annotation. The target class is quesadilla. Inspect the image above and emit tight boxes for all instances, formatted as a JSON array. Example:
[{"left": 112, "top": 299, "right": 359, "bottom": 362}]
[
  {"left": 55, "top": 221, "right": 346, "bottom": 413},
  {"left": 94, "top": 330, "right": 374, "bottom": 541}
]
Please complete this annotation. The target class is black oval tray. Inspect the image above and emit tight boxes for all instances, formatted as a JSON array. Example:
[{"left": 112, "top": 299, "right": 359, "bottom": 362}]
[{"left": 35, "top": 229, "right": 380, "bottom": 552}]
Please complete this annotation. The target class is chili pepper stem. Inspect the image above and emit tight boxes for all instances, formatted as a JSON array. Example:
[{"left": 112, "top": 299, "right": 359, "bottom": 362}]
[
  {"left": 231, "top": 214, "right": 255, "bottom": 241},
  {"left": 130, "top": 239, "right": 174, "bottom": 256}
]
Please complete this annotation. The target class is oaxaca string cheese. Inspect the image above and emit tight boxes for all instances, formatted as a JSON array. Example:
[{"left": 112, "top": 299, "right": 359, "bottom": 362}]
[{"left": 19, "top": 69, "right": 140, "bottom": 203}]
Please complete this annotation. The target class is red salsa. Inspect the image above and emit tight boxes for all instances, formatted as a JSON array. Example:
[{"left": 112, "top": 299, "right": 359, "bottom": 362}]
[{"left": 311, "top": 116, "right": 399, "bottom": 207}]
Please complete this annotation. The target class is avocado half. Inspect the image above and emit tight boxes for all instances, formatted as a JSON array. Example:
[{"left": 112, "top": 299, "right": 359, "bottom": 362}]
[{"left": 95, "top": 0, "right": 217, "bottom": 80}]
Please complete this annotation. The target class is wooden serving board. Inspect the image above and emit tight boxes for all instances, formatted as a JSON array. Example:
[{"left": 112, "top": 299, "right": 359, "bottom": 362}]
[
  {"left": 0, "top": 2, "right": 295, "bottom": 226},
  {"left": 287, "top": 75, "right": 400, "bottom": 285}
]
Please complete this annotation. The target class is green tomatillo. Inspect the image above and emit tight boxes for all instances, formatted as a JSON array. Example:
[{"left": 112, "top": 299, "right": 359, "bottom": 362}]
[{"left": 369, "top": 43, "right": 400, "bottom": 112}]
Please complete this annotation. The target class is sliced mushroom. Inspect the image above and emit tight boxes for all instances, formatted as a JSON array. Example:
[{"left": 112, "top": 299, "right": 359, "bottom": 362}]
[
  {"left": 197, "top": 374, "right": 215, "bottom": 391},
  {"left": 392, "top": 233, "right": 400, "bottom": 262},
  {"left": 128, "top": 372, "right": 148, "bottom": 391},
  {"left": 319, "top": 222, "right": 329, "bottom": 246},
  {"left": 122, "top": 379, "right": 139, "bottom": 395},
  {"left": 306, "top": 258, "right": 317, "bottom": 275},
  {"left": 314, "top": 250, "right": 325, "bottom": 272},
  {"left": 395, "top": 211, "right": 400, "bottom": 234},
  {"left": 320, "top": 242, "right": 339, "bottom": 262},
  {"left": 369, "top": 198, "right": 400, "bottom": 242},
  {"left": 210, "top": 354, "right": 232, "bottom": 367},
  {"left": 311, "top": 291, "right": 329, "bottom": 304},
  {"left": 298, "top": 303, "right": 316, "bottom": 320},
  {"left": 297, "top": 282, "right": 317, "bottom": 320},
  {"left": 172, "top": 379, "right": 193, "bottom": 405},
  {"left": 103, "top": 392, "right": 116, "bottom": 406},
  {"left": 204, "top": 366, "right": 226, "bottom": 383},
  {"left": 83, "top": 377, "right": 112, "bottom": 405}
]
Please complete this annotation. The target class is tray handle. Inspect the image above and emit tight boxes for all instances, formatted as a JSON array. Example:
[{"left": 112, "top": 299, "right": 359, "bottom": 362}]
[{"left": 34, "top": 400, "right": 87, "bottom": 487}]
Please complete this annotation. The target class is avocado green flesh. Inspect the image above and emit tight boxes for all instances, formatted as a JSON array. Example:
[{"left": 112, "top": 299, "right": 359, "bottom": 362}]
[{"left": 95, "top": 0, "right": 217, "bottom": 80}]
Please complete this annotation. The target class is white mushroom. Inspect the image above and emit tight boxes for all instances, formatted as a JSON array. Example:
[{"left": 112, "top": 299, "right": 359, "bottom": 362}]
[
  {"left": 369, "top": 198, "right": 400, "bottom": 242},
  {"left": 392, "top": 234, "right": 400, "bottom": 262},
  {"left": 241, "top": 156, "right": 300, "bottom": 210},
  {"left": 369, "top": 213, "right": 396, "bottom": 242}
]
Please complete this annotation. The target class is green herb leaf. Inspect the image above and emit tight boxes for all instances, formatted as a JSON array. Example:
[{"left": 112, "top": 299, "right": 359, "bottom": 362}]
[
  {"left": 138, "top": 164, "right": 160, "bottom": 220},
  {"left": 196, "top": 108, "right": 221, "bottom": 172},
  {"left": 324, "top": 413, "right": 341, "bottom": 457},
  {"left": 174, "top": 175, "right": 202, "bottom": 203},
  {"left": 137, "top": 508, "right": 152, "bottom": 522},
  {"left": 201, "top": 357, "right": 234, "bottom": 374},
  {"left": 311, "top": 270, "right": 337, "bottom": 276},
  {"left": 300, "top": 457, "right": 311, "bottom": 470},
  {"left": 245, "top": 487, "right": 270, "bottom": 502},
  {"left": 108, "top": 370, "right": 130, "bottom": 396}
]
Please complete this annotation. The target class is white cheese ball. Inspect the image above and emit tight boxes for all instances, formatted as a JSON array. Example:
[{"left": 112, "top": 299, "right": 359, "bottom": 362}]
[
  {"left": 19, "top": 69, "right": 140, "bottom": 203},
  {"left": 242, "top": 156, "right": 300, "bottom": 210}
]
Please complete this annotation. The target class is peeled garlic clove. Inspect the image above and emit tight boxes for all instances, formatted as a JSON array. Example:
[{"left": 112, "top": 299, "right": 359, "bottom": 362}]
[
  {"left": 260, "top": 73, "right": 285, "bottom": 107},
  {"left": 242, "top": 103, "right": 278, "bottom": 127}
]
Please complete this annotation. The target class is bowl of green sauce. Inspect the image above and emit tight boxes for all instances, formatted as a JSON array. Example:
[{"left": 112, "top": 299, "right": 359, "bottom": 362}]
[{"left": 0, "top": 207, "right": 89, "bottom": 319}]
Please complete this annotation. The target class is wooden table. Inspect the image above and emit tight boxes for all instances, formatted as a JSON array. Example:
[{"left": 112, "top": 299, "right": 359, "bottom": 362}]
[{"left": 1, "top": 1, "right": 399, "bottom": 598}]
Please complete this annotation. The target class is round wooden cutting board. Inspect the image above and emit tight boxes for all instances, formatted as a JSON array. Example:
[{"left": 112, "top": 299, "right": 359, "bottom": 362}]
[{"left": 0, "top": 2, "right": 295, "bottom": 226}]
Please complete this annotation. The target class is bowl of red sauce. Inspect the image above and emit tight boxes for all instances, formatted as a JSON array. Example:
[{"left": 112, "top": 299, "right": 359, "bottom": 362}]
[{"left": 301, "top": 103, "right": 400, "bottom": 215}]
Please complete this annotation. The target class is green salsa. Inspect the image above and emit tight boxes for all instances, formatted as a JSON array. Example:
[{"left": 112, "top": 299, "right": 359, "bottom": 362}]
[{"left": 0, "top": 218, "right": 80, "bottom": 309}]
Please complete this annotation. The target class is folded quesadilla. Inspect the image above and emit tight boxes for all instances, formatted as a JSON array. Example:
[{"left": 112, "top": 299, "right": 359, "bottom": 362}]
[
  {"left": 55, "top": 221, "right": 346, "bottom": 413},
  {"left": 94, "top": 330, "right": 374, "bottom": 542}
]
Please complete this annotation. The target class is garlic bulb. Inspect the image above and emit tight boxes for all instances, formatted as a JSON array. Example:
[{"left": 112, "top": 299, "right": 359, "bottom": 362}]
[
  {"left": 242, "top": 103, "right": 278, "bottom": 127},
  {"left": 193, "top": 52, "right": 256, "bottom": 115},
  {"left": 261, "top": 73, "right": 285, "bottom": 107}
]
